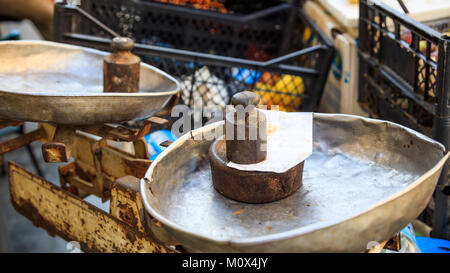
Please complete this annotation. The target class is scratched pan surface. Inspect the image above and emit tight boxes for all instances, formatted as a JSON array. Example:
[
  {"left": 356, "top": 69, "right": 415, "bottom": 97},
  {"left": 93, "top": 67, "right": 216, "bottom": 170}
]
[
  {"left": 0, "top": 41, "right": 179, "bottom": 125},
  {"left": 141, "top": 114, "right": 449, "bottom": 252}
]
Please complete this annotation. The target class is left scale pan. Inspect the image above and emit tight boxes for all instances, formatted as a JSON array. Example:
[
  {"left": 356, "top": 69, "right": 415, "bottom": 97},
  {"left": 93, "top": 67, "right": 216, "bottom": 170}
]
[{"left": 0, "top": 41, "right": 180, "bottom": 125}]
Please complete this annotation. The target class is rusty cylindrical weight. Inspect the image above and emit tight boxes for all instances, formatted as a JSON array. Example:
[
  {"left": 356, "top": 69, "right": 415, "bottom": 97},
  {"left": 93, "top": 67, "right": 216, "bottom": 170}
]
[
  {"left": 103, "top": 37, "right": 140, "bottom": 93},
  {"left": 209, "top": 91, "right": 304, "bottom": 203},
  {"left": 225, "top": 91, "right": 267, "bottom": 164}
]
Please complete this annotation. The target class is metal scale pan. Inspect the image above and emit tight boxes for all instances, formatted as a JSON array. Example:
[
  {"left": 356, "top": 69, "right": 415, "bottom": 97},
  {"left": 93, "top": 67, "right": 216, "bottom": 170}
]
[
  {"left": 141, "top": 114, "right": 449, "bottom": 252},
  {"left": 0, "top": 41, "right": 179, "bottom": 125}
]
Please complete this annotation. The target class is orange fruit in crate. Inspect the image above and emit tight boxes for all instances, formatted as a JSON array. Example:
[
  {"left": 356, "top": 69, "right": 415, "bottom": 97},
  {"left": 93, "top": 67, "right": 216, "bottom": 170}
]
[
  {"left": 254, "top": 75, "right": 304, "bottom": 111},
  {"left": 259, "top": 72, "right": 280, "bottom": 86}
]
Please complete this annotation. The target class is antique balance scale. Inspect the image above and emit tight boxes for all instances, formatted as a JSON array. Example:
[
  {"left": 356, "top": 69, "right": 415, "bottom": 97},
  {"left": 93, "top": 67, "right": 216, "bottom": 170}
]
[{"left": 0, "top": 38, "right": 448, "bottom": 252}]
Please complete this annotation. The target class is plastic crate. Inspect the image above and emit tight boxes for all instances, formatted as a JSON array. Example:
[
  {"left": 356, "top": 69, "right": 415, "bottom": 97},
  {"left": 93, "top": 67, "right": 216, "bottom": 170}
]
[
  {"left": 358, "top": 0, "right": 450, "bottom": 136},
  {"left": 147, "top": 0, "right": 284, "bottom": 14},
  {"left": 319, "top": 0, "right": 450, "bottom": 38},
  {"left": 358, "top": 0, "right": 450, "bottom": 239},
  {"left": 53, "top": 0, "right": 334, "bottom": 112},
  {"left": 305, "top": 1, "right": 366, "bottom": 116}
]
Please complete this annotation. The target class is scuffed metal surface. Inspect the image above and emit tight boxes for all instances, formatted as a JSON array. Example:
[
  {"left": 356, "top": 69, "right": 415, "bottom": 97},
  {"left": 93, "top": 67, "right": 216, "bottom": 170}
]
[
  {"left": 141, "top": 113, "right": 448, "bottom": 252},
  {"left": 0, "top": 41, "right": 179, "bottom": 125}
]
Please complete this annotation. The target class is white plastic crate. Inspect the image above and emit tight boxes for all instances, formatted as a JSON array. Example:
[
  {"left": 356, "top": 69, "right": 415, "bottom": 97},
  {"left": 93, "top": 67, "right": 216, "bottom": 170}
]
[
  {"left": 305, "top": 1, "right": 366, "bottom": 115},
  {"left": 318, "top": 0, "right": 450, "bottom": 33}
]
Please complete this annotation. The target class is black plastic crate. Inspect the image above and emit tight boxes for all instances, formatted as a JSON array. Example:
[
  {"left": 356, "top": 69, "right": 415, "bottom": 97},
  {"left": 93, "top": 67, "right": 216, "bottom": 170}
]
[
  {"left": 54, "top": 0, "right": 334, "bottom": 112},
  {"left": 144, "top": 0, "right": 285, "bottom": 15},
  {"left": 358, "top": 0, "right": 449, "bottom": 136},
  {"left": 358, "top": 0, "right": 450, "bottom": 239}
]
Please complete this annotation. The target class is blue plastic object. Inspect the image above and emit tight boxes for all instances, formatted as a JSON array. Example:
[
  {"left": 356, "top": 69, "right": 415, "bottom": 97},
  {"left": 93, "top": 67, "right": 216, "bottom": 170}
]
[
  {"left": 0, "top": 30, "right": 20, "bottom": 41},
  {"left": 331, "top": 51, "right": 342, "bottom": 81},
  {"left": 416, "top": 236, "right": 450, "bottom": 253},
  {"left": 401, "top": 225, "right": 418, "bottom": 244},
  {"left": 0, "top": 126, "right": 21, "bottom": 136},
  {"left": 232, "top": 68, "right": 261, "bottom": 85}
]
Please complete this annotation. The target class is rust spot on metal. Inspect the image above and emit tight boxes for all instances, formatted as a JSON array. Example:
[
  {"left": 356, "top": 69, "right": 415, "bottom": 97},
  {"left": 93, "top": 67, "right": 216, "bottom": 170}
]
[
  {"left": 0, "top": 119, "right": 24, "bottom": 130},
  {"left": 232, "top": 210, "right": 245, "bottom": 215},
  {"left": 42, "top": 125, "right": 75, "bottom": 163},
  {"left": 42, "top": 142, "right": 70, "bottom": 162},
  {"left": 159, "top": 140, "right": 173, "bottom": 148},
  {"left": 94, "top": 145, "right": 150, "bottom": 180},
  {"left": 74, "top": 163, "right": 96, "bottom": 182},
  {"left": 119, "top": 206, "right": 138, "bottom": 227},
  {"left": 116, "top": 202, "right": 129, "bottom": 210},
  {"left": 64, "top": 221, "right": 71, "bottom": 231},
  {"left": 122, "top": 160, "right": 151, "bottom": 180},
  {"left": 0, "top": 128, "right": 46, "bottom": 155},
  {"left": 9, "top": 162, "right": 173, "bottom": 253},
  {"left": 126, "top": 231, "right": 137, "bottom": 243},
  {"left": 148, "top": 116, "right": 169, "bottom": 126},
  {"left": 133, "top": 138, "right": 149, "bottom": 159},
  {"left": 11, "top": 197, "right": 58, "bottom": 238}
]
